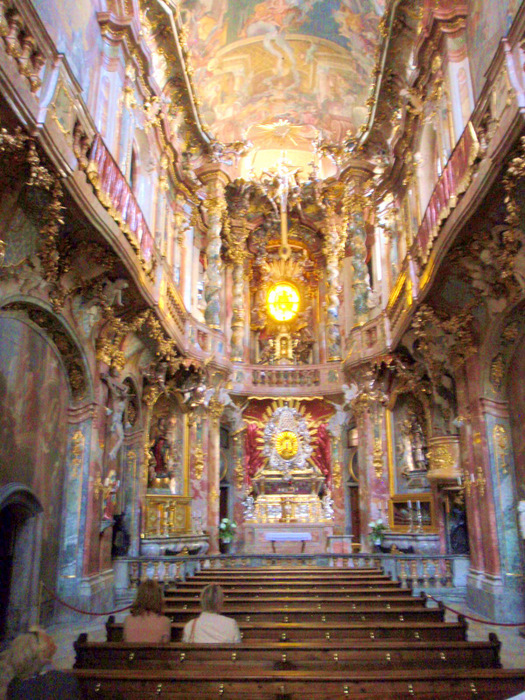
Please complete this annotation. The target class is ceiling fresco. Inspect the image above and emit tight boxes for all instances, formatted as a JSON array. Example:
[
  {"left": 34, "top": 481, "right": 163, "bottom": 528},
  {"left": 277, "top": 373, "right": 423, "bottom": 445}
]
[{"left": 180, "top": 0, "right": 386, "bottom": 144}]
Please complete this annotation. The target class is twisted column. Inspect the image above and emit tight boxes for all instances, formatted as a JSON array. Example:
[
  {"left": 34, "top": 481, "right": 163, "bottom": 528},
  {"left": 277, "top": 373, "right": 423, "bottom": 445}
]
[
  {"left": 228, "top": 220, "right": 249, "bottom": 362},
  {"left": 347, "top": 187, "right": 371, "bottom": 325},
  {"left": 322, "top": 183, "right": 346, "bottom": 361},
  {"left": 201, "top": 171, "right": 228, "bottom": 330},
  {"left": 206, "top": 395, "right": 224, "bottom": 553}
]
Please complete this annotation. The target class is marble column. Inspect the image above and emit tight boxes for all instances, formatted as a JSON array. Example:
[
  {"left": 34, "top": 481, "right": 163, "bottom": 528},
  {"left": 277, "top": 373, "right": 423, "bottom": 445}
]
[
  {"left": 200, "top": 170, "right": 228, "bottom": 330},
  {"left": 206, "top": 396, "right": 224, "bottom": 553},
  {"left": 460, "top": 356, "right": 525, "bottom": 622},
  {"left": 321, "top": 183, "right": 346, "bottom": 361},
  {"left": 228, "top": 220, "right": 249, "bottom": 362},
  {"left": 347, "top": 187, "right": 371, "bottom": 326}
]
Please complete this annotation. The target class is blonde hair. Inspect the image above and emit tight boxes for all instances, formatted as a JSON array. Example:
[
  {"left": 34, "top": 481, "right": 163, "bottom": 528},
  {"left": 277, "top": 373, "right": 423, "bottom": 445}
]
[
  {"left": 130, "top": 579, "right": 164, "bottom": 616},
  {"left": 200, "top": 584, "right": 224, "bottom": 613},
  {"left": 5, "top": 627, "right": 51, "bottom": 680}
]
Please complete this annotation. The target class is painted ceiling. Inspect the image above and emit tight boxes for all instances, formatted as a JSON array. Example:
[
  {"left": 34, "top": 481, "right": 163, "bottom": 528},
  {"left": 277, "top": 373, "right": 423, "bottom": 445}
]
[{"left": 180, "top": 0, "right": 386, "bottom": 145}]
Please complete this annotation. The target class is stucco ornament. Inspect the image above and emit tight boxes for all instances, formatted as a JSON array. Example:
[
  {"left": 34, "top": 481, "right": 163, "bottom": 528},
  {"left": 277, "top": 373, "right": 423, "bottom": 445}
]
[{"left": 262, "top": 406, "right": 313, "bottom": 479}]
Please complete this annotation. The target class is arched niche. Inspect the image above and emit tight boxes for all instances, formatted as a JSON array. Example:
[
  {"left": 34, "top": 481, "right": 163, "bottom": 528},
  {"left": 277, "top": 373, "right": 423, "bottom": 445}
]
[
  {"left": 0, "top": 298, "right": 92, "bottom": 626},
  {"left": 145, "top": 392, "right": 186, "bottom": 495},
  {"left": 0, "top": 484, "right": 43, "bottom": 640}
]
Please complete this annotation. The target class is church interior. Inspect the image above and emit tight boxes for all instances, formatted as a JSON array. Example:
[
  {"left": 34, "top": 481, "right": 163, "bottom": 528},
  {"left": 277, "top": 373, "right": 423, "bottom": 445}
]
[{"left": 1, "top": 0, "right": 525, "bottom": 694}]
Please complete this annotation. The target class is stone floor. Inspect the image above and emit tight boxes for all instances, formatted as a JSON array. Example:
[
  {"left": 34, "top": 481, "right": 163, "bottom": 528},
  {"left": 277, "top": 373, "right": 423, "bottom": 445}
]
[{"left": 47, "top": 600, "right": 525, "bottom": 671}]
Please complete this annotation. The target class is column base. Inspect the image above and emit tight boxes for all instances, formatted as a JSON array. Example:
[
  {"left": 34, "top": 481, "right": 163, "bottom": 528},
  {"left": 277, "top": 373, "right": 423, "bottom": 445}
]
[
  {"left": 56, "top": 570, "right": 115, "bottom": 623},
  {"left": 466, "top": 569, "right": 525, "bottom": 623}
]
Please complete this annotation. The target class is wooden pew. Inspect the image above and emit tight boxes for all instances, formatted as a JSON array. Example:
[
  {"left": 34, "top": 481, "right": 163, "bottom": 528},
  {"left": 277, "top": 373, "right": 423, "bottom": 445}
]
[
  {"left": 162, "top": 606, "right": 445, "bottom": 625},
  {"left": 105, "top": 615, "right": 467, "bottom": 643},
  {"left": 74, "top": 667, "right": 525, "bottom": 699},
  {"left": 75, "top": 632, "right": 502, "bottom": 671}
]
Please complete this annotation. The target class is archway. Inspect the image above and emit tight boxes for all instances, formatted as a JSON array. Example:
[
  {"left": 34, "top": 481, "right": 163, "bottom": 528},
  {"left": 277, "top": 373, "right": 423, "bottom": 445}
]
[{"left": 0, "top": 484, "right": 43, "bottom": 641}]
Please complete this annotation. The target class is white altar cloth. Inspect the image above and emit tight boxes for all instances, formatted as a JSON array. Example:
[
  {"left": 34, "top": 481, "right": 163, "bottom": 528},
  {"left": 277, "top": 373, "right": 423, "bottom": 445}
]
[{"left": 264, "top": 532, "right": 312, "bottom": 541}]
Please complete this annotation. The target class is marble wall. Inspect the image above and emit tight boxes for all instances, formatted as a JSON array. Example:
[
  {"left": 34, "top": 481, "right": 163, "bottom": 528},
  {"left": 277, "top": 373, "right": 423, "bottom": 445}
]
[{"left": 0, "top": 315, "right": 69, "bottom": 592}]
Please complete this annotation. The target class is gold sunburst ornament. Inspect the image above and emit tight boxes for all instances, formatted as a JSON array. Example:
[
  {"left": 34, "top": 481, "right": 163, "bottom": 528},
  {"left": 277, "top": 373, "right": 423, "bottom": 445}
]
[
  {"left": 267, "top": 282, "right": 300, "bottom": 322},
  {"left": 275, "top": 430, "right": 299, "bottom": 460}
]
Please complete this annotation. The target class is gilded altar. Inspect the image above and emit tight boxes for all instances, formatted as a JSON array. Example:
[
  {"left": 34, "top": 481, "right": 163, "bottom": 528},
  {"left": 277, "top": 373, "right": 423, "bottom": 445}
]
[{"left": 143, "top": 495, "right": 191, "bottom": 538}]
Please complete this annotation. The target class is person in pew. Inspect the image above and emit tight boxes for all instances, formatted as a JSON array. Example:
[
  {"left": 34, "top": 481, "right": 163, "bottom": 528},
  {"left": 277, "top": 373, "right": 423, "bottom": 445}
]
[
  {"left": 123, "top": 579, "right": 171, "bottom": 643},
  {"left": 182, "top": 584, "right": 241, "bottom": 644},
  {"left": 1, "top": 627, "right": 80, "bottom": 700}
]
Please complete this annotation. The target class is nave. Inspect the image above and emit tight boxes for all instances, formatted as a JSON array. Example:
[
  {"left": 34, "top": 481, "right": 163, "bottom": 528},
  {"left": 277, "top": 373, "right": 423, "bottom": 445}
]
[{"left": 70, "top": 562, "right": 525, "bottom": 699}]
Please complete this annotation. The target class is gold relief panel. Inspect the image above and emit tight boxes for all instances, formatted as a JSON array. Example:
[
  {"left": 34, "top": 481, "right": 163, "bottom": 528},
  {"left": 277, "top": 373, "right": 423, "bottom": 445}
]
[
  {"left": 490, "top": 353, "right": 505, "bottom": 391},
  {"left": 143, "top": 495, "right": 191, "bottom": 538},
  {"left": 426, "top": 436, "right": 461, "bottom": 482},
  {"left": 493, "top": 425, "right": 509, "bottom": 477}
]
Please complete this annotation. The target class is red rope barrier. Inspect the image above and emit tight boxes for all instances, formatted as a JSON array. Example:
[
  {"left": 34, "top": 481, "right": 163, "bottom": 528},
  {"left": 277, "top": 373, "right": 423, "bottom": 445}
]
[
  {"left": 41, "top": 582, "right": 130, "bottom": 617},
  {"left": 427, "top": 594, "right": 525, "bottom": 627}
]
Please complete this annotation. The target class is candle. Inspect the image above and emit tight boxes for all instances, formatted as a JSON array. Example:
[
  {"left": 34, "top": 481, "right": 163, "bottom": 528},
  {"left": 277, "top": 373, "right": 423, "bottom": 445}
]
[{"left": 416, "top": 501, "right": 421, "bottom": 511}]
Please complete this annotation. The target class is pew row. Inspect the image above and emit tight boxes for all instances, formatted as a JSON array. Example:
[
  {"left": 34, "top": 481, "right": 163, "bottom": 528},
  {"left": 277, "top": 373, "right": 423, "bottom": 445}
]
[
  {"left": 105, "top": 615, "right": 467, "bottom": 643},
  {"left": 73, "top": 667, "right": 525, "bottom": 700},
  {"left": 74, "top": 633, "right": 502, "bottom": 671}
]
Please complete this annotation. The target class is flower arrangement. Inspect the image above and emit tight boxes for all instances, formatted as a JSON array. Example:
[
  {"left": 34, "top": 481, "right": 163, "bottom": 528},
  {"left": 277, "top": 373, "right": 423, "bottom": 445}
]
[
  {"left": 219, "top": 518, "right": 237, "bottom": 543},
  {"left": 369, "top": 519, "right": 386, "bottom": 545}
]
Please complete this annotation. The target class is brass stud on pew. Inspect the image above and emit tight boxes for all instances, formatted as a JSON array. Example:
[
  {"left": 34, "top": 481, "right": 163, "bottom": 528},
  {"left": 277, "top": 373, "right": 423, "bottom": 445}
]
[
  {"left": 343, "top": 685, "right": 349, "bottom": 695},
  {"left": 408, "top": 683, "right": 414, "bottom": 696},
  {"left": 284, "top": 615, "right": 289, "bottom": 622},
  {"left": 282, "top": 654, "right": 287, "bottom": 663},
  {"left": 386, "top": 604, "right": 391, "bottom": 610},
  {"left": 385, "top": 652, "right": 391, "bottom": 662},
  {"left": 333, "top": 652, "right": 339, "bottom": 662},
  {"left": 231, "top": 652, "right": 237, "bottom": 662},
  {"left": 94, "top": 682, "right": 101, "bottom": 693},
  {"left": 399, "top": 615, "right": 404, "bottom": 621},
  {"left": 351, "top": 603, "right": 356, "bottom": 609},
  {"left": 156, "top": 683, "right": 162, "bottom": 695},
  {"left": 183, "top": 604, "right": 187, "bottom": 610},
  {"left": 245, "top": 615, "right": 251, "bottom": 622},
  {"left": 321, "top": 615, "right": 326, "bottom": 622},
  {"left": 470, "top": 682, "right": 478, "bottom": 695},
  {"left": 240, "top": 632, "right": 244, "bottom": 640},
  {"left": 360, "top": 615, "right": 366, "bottom": 621},
  {"left": 180, "top": 652, "right": 186, "bottom": 663},
  {"left": 219, "top": 684, "right": 225, "bottom": 696},
  {"left": 317, "top": 604, "right": 322, "bottom": 610},
  {"left": 128, "top": 651, "right": 135, "bottom": 661},
  {"left": 325, "top": 632, "right": 331, "bottom": 640},
  {"left": 281, "top": 632, "right": 287, "bottom": 640},
  {"left": 369, "top": 632, "right": 375, "bottom": 640},
  {"left": 414, "top": 632, "right": 420, "bottom": 640},
  {"left": 440, "top": 652, "right": 447, "bottom": 661}
]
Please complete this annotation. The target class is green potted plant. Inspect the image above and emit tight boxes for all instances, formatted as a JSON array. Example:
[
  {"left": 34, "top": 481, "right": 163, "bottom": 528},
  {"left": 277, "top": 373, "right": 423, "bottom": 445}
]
[
  {"left": 219, "top": 517, "right": 237, "bottom": 554},
  {"left": 369, "top": 519, "right": 386, "bottom": 550}
]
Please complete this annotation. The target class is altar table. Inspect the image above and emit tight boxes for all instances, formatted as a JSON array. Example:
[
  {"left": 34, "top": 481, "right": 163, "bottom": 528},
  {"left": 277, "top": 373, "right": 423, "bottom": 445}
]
[{"left": 264, "top": 531, "right": 313, "bottom": 553}]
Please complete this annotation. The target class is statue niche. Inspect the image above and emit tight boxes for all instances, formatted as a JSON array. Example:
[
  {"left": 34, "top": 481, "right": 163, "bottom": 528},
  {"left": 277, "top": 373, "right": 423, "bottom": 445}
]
[
  {"left": 393, "top": 394, "right": 430, "bottom": 493},
  {"left": 147, "top": 396, "right": 183, "bottom": 494}
]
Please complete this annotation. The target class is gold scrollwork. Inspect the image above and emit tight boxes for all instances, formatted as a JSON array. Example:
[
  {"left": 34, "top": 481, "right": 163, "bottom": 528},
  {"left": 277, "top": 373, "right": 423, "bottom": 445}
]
[
  {"left": 332, "top": 460, "right": 342, "bottom": 489},
  {"left": 373, "top": 437, "right": 383, "bottom": 479},
  {"left": 193, "top": 446, "right": 205, "bottom": 481},
  {"left": 490, "top": 354, "right": 505, "bottom": 391},
  {"left": 494, "top": 425, "right": 509, "bottom": 477}
]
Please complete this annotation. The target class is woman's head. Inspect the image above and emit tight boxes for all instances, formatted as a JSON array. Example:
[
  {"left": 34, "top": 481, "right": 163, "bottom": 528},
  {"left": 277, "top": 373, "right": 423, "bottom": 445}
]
[
  {"left": 7, "top": 627, "right": 56, "bottom": 679},
  {"left": 200, "top": 583, "right": 224, "bottom": 613},
  {"left": 130, "top": 579, "right": 164, "bottom": 616}
]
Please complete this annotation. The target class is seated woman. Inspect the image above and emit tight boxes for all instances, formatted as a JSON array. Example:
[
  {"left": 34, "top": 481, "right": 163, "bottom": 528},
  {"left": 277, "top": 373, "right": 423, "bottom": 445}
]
[
  {"left": 3, "top": 627, "right": 80, "bottom": 699},
  {"left": 182, "top": 583, "right": 241, "bottom": 643},
  {"left": 123, "top": 579, "right": 171, "bottom": 643}
]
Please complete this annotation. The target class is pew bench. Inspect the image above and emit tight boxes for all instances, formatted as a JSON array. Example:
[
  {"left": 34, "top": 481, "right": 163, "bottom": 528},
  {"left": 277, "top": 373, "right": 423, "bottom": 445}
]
[
  {"left": 106, "top": 615, "right": 467, "bottom": 643},
  {"left": 162, "top": 606, "right": 444, "bottom": 625},
  {"left": 75, "top": 633, "right": 502, "bottom": 671},
  {"left": 74, "top": 667, "right": 525, "bottom": 699}
]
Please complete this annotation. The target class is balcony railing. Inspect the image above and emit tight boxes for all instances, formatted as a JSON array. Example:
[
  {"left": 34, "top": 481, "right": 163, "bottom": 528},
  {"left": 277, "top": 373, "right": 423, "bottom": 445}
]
[
  {"left": 416, "top": 121, "right": 479, "bottom": 266},
  {"left": 86, "top": 134, "right": 155, "bottom": 270}
]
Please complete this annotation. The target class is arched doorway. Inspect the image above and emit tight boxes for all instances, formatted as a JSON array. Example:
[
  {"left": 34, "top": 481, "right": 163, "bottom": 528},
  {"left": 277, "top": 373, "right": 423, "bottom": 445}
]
[{"left": 0, "top": 484, "right": 43, "bottom": 641}]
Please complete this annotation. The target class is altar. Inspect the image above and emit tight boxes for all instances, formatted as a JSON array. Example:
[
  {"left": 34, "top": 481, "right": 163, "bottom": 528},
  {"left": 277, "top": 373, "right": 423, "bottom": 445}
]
[{"left": 243, "top": 522, "right": 333, "bottom": 555}]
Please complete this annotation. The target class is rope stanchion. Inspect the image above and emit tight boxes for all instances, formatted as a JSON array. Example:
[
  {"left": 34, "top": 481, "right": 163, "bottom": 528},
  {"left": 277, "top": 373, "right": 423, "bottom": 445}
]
[
  {"left": 41, "top": 582, "right": 130, "bottom": 617},
  {"left": 427, "top": 593, "right": 525, "bottom": 627}
]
